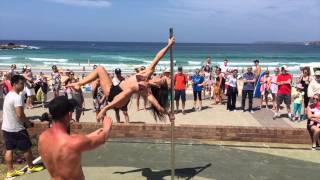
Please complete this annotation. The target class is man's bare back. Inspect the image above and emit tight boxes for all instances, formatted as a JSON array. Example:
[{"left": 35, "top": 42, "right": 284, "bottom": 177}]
[
  {"left": 39, "top": 114, "right": 112, "bottom": 180},
  {"left": 39, "top": 129, "right": 84, "bottom": 180}
]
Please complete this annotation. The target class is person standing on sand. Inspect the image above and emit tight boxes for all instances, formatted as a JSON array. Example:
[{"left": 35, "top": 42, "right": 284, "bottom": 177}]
[
  {"left": 253, "top": 59, "right": 262, "bottom": 80},
  {"left": 298, "top": 67, "right": 312, "bottom": 119},
  {"left": 174, "top": 66, "right": 188, "bottom": 114},
  {"left": 92, "top": 79, "right": 107, "bottom": 122},
  {"left": 35, "top": 76, "right": 49, "bottom": 108},
  {"left": 2, "top": 72, "right": 13, "bottom": 97},
  {"left": 23, "top": 66, "right": 35, "bottom": 109},
  {"left": 112, "top": 68, "right": 129, "bottom": 123},
  {"left": 308, "top": 70, "right": 320, "bottom": 103},
  {"left": 226, "top": 69, "right": 238, "bottom": 111},
  {"left": 270, "top": 68, "right": 279, "bottom": 110},
  {"left": 213, "top": 67, "right": 225, "bottom": 104},
  {"left": 259, "top": 70, "right": 271, "bottom": 109},
  {"left": 191, "top": 68, "right": 205, "bottom": 111},
  {"left": 69, "top": 72, "right": 84, "bottom": 122},
  {"left": 51, "top": 65, "right": 61, "bottom": 97},
  {"left": 241, "top": 67, "right": 256, "bottom": 113},
  {"left": 273, "top": 65, "right": 293, "bottom": 120},
  {"left": 292, "top": 84, "right": 305, "bottom": 121},
  {"left": 201, "top": 57, "right": 212, "bottom": 74},
  {"left": 38, "top": 96, "right": 113, "bottom": 180},
  {"left": 221, "top": 59, "right": 230, "bottom": 74},
  {"left": 201, "top": 57, "right": 213, "bottom": 99},
  {"left": 10, "top": 64, "right": 18, "bottom": 76},
  {"left": 2, "top": 75, "right": 44, "bottom": 178}
]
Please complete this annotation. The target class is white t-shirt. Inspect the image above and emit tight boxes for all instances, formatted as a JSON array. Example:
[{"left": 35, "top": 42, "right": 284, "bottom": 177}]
[
  {"left": 1, "top": 91, "right": 25, "bottom": 132},
  {"left": 221, "top": 64, "right": 229, "bottom": 73},
  {"left": 227, "top": 75, "right": 237, "bottom": 87}
]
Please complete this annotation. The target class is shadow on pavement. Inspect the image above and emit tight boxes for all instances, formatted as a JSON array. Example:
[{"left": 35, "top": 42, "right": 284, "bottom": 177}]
[
  {"left": 82, "top": 141, "right": 320, "bottom": 180},
  {"left": 114, "top": 163, "right": 211, "bottom": 180}
]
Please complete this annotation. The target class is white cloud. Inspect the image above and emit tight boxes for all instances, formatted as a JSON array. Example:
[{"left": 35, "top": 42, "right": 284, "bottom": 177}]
[{"left": 47, "top": 0, "right": 111, "bottom": 8}]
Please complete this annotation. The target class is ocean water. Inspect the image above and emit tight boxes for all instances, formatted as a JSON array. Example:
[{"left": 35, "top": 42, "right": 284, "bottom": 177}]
[{"left": 0, "top": 40, "right": 320, "bottom": 74}]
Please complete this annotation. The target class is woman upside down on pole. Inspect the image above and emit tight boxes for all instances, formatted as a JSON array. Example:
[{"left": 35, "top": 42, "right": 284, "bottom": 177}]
[{"left": 68, "top": 37, "right": 175, "bottom": 121}]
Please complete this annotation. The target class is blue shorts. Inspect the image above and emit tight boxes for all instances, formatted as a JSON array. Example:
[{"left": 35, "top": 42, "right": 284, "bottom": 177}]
[
  {"left": 2, "top": 130, "right": 32, "bottom": 152},
  {"left": 174, "top": 90, "right": 186, "bottom": 102}
]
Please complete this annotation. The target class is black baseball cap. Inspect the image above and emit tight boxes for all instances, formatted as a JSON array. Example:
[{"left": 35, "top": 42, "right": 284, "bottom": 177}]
[
  {"left": 178, "top": 66, "right": 183, "bottom": 71},
  {"left": 253, "top": 59, "right": 259, "bottom": 63},
  {"left": 48, "top": 96, "right": 77, "bottom": 120},
  {"left": 115, "top": 68, "right": 121, "bottom": 74}
]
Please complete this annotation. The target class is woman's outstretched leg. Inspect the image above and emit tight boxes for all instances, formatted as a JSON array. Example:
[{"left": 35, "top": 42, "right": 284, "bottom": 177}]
[{"left": 73, "top": 66, "right": 113, "bottom": 96}]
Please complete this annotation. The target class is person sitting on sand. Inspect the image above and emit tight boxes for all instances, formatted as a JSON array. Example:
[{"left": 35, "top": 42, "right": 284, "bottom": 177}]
[
  {"left": 307, "top": 93, "right": 320, "bottom": 150},
  {"left": 38, "top": 96, "right": 113, "bottom": 180},
  {"left": 68, "top": 37, "right": 175, "bottom": 121}
]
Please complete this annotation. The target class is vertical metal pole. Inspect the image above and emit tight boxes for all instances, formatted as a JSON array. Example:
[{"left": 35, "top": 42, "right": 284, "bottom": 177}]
[{"left": 169, "top": 28, "right": 175, "bottom": 180}]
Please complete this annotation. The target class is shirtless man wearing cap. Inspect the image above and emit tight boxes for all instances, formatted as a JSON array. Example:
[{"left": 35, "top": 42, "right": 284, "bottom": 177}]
[{"left": 38, "top": 96, "right": 112, "bottom": 180}]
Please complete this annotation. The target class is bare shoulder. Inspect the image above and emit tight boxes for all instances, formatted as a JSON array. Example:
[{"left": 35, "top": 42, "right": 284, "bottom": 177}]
[
  {"left": 68, "top": 134, "right": 91, "bottom": 151},
  {"left": 38, "top": 129, "right": 51, "bottom": 145}
]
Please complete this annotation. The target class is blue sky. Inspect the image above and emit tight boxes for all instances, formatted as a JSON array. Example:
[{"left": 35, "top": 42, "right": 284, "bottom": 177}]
[{"left": 0, "top": 0, "right": 319, "bottom": 43}]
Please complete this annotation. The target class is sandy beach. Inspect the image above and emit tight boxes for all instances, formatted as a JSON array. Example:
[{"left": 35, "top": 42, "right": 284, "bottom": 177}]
[{"left": 9, "top": 91, "right": 306, "bottom": 129}]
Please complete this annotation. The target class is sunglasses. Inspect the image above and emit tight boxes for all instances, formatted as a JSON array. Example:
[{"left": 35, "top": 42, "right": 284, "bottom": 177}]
[
  {"left": 70, "top": 74, "right": 74, "bottom": 75},
  {"left": 313, "top": 98, "right": 319, "bottom": 101}
]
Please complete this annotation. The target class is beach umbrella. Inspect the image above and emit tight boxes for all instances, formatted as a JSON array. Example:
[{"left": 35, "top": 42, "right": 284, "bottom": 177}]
[{"left": 169, "top": 28, "right": 175, "bottom": 180}]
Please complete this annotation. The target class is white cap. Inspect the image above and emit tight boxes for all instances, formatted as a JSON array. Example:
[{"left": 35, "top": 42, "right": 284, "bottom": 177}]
[{"left": 281, "top": 65, "right": 288, "bottom": 71}]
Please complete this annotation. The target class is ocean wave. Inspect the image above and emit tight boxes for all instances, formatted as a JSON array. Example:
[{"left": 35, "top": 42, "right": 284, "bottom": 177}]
[
  {"left": 0, "top": 56, "right": 15, "bottom": 60},
  {"left": 218, "top": 62, "right": 280, "bottom": 66},
  {"left": 27, "top": 46, "right": 40, "bottom": 50},
  {"left": 92, "top": 55, "right": 145, "bottom": 62},
  {"left": 27, "top": 57, "right": 68, "bottom": 62},
  {"left": 143, "top": 60, "right": 176, "bottom": 65},
  {"left": 43, "top": 62, "right": 79, "bottom": 66},
  {"left": 188, "top": 61, "right": 201, "bottom": 65}
]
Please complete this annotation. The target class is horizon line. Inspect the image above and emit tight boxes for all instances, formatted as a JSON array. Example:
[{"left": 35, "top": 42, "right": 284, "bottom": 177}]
[{"left": 0, "top": 39, "right": 311, "bottom": 45}]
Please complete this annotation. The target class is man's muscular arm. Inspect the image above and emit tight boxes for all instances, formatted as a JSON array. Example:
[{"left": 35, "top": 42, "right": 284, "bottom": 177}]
[{"left": 71, "top": 116, "right": 112, "bottom": 152}]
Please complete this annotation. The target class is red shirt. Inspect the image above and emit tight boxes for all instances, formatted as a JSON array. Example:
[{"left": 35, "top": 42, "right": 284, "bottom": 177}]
[
  {"left": 277, "top": 73, "right": 292, "bottom": 95},
  {"left": 174, "top": 73, "right": 188, "bottom": 90},
  {"left": 3, "top": 80, "right": 13, "bottom": 94}
]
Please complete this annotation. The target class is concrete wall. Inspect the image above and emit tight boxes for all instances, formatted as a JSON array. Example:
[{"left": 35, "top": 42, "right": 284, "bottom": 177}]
[{"left": 0, "top": 122, "right": 309, "bottom": 145}]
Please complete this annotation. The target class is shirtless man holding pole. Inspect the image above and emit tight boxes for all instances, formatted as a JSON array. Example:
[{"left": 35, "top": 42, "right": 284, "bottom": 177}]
[{"left": 38, "top": 96, "right": 112, "bottom": 180}]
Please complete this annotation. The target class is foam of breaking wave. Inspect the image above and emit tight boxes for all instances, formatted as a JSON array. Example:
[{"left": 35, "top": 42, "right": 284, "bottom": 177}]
[
  {"left": 28, "top": 57, "right": 68, "bottom": 62},
  {"left": 92, "top": 55, "right": 146, "bottom": 62},
  {"left": 0, "top": 56, "right": 15, "bottom": 60},
  {"left": 143, "top": 60, "right": 176, "bottom": 65},
  {"left": 188, "top": 61, "right": 201, "bottom": 65},
  {"left": 43, "top": 62, "right": 79, "bottom": 66},
  {"left": 27, "top": 46, "right": 40, "bottom": 50},
  {"left": 218, "top": 62, "right": 281, "bottom": 66}
]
